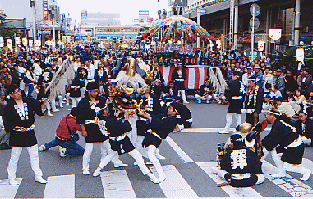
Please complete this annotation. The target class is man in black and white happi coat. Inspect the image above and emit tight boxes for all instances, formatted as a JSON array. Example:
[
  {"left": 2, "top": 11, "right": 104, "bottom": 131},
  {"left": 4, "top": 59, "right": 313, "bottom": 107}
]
[{"left": 3, "top": 84, "right": 47, "bottom": 185}]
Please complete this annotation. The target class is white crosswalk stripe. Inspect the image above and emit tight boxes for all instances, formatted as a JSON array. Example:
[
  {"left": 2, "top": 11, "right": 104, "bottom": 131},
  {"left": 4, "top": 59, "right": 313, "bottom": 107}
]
[
  {"left": 181, "top": 127, "right": 271, "bottom": 133},
  {"left": 165, "top": 136, "right": 194, "bottom": 163},
  {"left": 196, "top": 162, "right": 262, "bottom": 197},
  {"left": 150, "top": 165, "right": 198, "bottom": 198},
  {"left": 262, "top": 161, "right": 313, "bottom": 197},
  {"left": 44, "top": 174, "right": 75, "bottom": 198},
  {"left": 0, "top": 178, "right": 22, "bottom": 198},
  {"left": 1, "top": 159, "right": 313, "bottom": 198},
  {"left": 100, "top": 170, "right": 136, "bottom": 198}
]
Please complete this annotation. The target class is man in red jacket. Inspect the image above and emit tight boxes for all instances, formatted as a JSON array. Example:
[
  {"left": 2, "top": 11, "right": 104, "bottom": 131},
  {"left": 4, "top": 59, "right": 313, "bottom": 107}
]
[{"left": 38, "top": 108, "right": 85, "bottom": 157}]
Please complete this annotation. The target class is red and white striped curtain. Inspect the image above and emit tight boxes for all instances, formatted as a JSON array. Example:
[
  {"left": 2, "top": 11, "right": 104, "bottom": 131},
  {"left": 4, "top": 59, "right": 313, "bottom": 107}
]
[{"left": 158, "top": 66, "right": 208, "bottom": 90}]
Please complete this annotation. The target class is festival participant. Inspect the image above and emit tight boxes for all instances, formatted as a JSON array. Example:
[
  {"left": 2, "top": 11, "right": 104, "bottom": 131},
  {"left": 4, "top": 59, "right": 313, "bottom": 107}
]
[
  {"left": 93, "top": 107, "right": 160, "bottom": 184},
  {"left": 171, "top": 60, "right": 188, "bottom": 104},
  {"left": 195, "top": 78, "right": 214, "bottom": 104},
  {"left": 212, "top": 134, "right": 264, "bottom": 187},
  {"left": 76, "top": 82, "right": 126, "bottom": 175},
  {"left": 38, "top": 108, "right": 85, "bottom": 157},
  {"left": 243, "top": 75, "right": 263, "bottom": 126},
  {"left": 293, "top": 110, "right": 313, "bottom": 147},
  {"left": 139, "top": 103, "right": 180, "bottom": 183},
  {"left": 221, "top": 71, "right": 244, "bottom": 134},
  {"left": 261, "top": 109, "right": 310, "bottom": 181},
  {"left": 3, "top": 84, "right": 47, "bottom": 185}
]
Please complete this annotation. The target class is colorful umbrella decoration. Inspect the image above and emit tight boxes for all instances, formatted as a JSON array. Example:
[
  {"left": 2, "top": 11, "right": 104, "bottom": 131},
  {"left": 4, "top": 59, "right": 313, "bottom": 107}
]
[{"left": 142, "top": 15, "right": 214, "bottom": 44}]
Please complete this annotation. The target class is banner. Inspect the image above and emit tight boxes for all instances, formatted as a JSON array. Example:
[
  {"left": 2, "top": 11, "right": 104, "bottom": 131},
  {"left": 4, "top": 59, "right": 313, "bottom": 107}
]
[
  {"left": 35, "top": 40, "right": 41, "bottom": 48},
  {"left": 269, "top": 29, "right": 282, "bottom": 41},
  {"left": 22, "top": 37, "right": 27, "bottom": 46},
  {"left": 7, "top": 39, "right": 12, "bottom": 49},
  {"left": 0, "top": 37, "right": 3, "bottom": 48}
]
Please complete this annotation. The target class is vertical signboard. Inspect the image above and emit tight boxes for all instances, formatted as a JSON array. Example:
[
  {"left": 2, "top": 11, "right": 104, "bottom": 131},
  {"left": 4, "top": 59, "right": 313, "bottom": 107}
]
[{"left": 0, "top": 37, "right": 3, "bottom": 48}]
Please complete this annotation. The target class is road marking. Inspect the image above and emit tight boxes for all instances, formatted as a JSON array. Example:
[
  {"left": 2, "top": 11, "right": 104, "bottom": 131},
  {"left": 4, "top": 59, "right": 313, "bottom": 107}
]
[
  {"left": 44, "top": 175, "right": 75, "bottom": 198},
  {"left": 262, "top": 161, "right": 313, "bottom": 197},
  {"left": 0, "top": 178, "right": 22, "bottom": 198},
  {"left": 196, "top": 162, "right": 262, "bottom": 197},
  {"left": 150, "top": 165, "right": 198, "bottom": 198},
  {"left": 181, "top": 127, "right": 271, "bottom": 133},
  {"left": 165, "top": 136, "right": 194, "bottom": 163},
  {"left": 100, "top": 170, "right": 136, "bottom": 198}
]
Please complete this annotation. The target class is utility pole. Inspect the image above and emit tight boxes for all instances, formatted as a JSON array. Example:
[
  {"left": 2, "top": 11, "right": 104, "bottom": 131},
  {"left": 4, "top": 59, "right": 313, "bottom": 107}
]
[
  {"left": 294, "top": 0, "right": 301, "bottom": 46},
  {"left": 229, "top": 0, "right": 235, "bottom": 49},
  {"left": 30, "top": 0, "right": 36, "bottom": 40},
  {"left": 233, "top": 0, "right": 238, "bottom": 50}
]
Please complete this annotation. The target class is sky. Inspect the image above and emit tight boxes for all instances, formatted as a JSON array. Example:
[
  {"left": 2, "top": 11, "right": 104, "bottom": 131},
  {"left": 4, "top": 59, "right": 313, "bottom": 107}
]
[{"left": 0, "top": 0, "right": 169, "bottom": 25}]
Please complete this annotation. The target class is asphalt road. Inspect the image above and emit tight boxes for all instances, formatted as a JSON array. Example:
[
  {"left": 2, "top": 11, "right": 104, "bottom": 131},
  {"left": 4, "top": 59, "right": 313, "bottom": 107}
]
[{"left": 1, "top": 98, "right": 313, "bottom": 198}]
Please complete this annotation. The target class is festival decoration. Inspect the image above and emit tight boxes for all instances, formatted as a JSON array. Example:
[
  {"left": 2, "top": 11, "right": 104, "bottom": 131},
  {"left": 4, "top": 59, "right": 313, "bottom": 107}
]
[{"left": 143, "top": 15, "right": 214, "bottom": 44}]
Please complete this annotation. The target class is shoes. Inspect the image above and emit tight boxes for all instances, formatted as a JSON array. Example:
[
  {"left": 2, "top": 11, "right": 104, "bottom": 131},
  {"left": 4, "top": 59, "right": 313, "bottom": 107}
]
[
  {"left": 38, "top": 144, "right": 46, "bottom": 151},
  {"left": 47, "top": 112, "right": 53, "bottom": 117},
  {"left": 158, "top": 175, "right": 166, "bottom": 183},
  {"left": 66, "top": 103, "right": 70, "bottom": 106},
  {"left": 67, "top": 108, "right": 72, "bottom": 111},
  {"left": 83, "top": 169, "right": 90, "bottom": 175},
  {"left": 93, "top": 167, "right": 101, "bottom": 177},
  {"left": 183, "top": 101, "right": 189, "bottom": 104},
  {"left": 206, "top": 100, "right": 210, "bottom": 104},
  {"left": 0, "top": 143, "right": 12, "bottom": 150},
  {"left": 156, "top": 155, "right": 166, "bottom": 160},
  {"left": 52, "top": 109, "right": 60, "bottom": 112},
  {"left": 149, "top": 174, "right": 161, "bottom": 184},
  {"left": 9, "top": 178, "right": 19, "bottom": 185},
  {"left": 114, "top": 163, "right": 128, "bottom": 168},
  {"left": 35, "top": 176, "right": 48, "bottom": 184},
  {"left": 197, "top": 100, "right": 201, "bottom": 104},
  {"left": 301, "top": 168, "right": 311, "bottom": 181},
  {"left": 58, "top": 147, "right": 67, "bottom": 157}
]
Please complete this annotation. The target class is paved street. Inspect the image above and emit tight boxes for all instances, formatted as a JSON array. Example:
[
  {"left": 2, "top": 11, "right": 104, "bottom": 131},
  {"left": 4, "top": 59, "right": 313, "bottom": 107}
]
[{"left": 1, "top": 99, "right": 313, "bottom": 198}]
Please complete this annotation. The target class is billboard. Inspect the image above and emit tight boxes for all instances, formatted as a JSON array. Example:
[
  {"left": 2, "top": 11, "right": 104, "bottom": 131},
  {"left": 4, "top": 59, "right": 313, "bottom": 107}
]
[
  {"left": 81, "top": 10, "right": 87, "bottom": 19},
  {"left": 139, "top": 10, "right": 149, "bottom": 16},
  {"left": 43, "top": 0, "right": 49, "bottom": 21}
]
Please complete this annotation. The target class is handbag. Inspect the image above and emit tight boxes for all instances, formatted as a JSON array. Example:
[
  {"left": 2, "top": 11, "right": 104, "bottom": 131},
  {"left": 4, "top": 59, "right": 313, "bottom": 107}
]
[{"left": 66, "top": 116, "right": 80, "bottom": 142}]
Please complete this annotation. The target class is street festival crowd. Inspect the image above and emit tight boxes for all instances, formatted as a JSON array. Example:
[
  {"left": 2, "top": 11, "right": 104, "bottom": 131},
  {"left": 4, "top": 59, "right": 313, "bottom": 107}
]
[{"left": 0, "top": 43, "right": 312, "bottom": 187}]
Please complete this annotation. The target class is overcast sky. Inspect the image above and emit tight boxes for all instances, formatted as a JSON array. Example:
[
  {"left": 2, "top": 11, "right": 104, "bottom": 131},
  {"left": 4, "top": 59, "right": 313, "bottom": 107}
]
[{"left": 0, "top": 0, "right": 169, "bottom": 25}]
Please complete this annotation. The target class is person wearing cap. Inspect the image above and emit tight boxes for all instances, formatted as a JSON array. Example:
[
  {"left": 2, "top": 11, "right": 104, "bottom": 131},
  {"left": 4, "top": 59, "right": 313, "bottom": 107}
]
[
  {"left": 254, "top": 65, "right": 263, "bottom": 88},
  {"left": 3, "top": 84, "right": 47, "bottom": 185},
  {"left": 220, "top": 71, "right": 244, "bottom": 134},
  {"left": 243, "top": 75, "right": 263, "bottom": 126},
  {"left": 195, "top": 78, "right": 214, "bottom": 104},
  {"left": 212, "top": 134, "right": 264, "bottom": 187},
  {"left": 261, "top": 109, "right": 310, "bottom": 181},
  {"left": 38, "top": 108, "right": 85, "bottom": 157},
  {"left": 276, "top": 68, "right": 285, "bottom": 97},
  {"left": 171, "top": 60, "right": 189, "bottom": 104},
  {"left": 76, "top": 82, "right": 127, "bottom": 175},
  {"left": 293, "top": 110, "right": 313, "bottom": 147}
]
